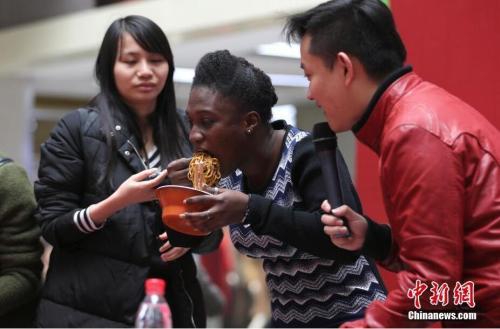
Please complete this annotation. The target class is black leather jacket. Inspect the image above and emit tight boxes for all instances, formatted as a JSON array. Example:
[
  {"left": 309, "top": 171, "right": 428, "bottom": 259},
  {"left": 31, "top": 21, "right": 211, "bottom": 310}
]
[{"left": 35, "top": 107, "right": 219, "bottom": 327}]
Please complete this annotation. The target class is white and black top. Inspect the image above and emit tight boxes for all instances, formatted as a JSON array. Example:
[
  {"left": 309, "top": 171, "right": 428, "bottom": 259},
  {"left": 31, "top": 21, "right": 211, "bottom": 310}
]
[
  {"left": 146, "top": 145, "right": 161, "bottom": 169},
  {"left": 220, "top": 121, "right": 387, "bottom": 327}
]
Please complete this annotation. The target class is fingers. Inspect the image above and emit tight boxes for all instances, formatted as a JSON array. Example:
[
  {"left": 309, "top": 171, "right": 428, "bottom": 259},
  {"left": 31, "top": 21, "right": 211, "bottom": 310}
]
[
  {"left": 202, "top": 185, "right": 223, "bottom": 195},
  {"left": 331, "top": 205, "right": 364, "bottom": 226},
  {"left": 160, "top": 246, "right": 190, "bottom": 262},
  {"left": 327, "top": 205, "right": 353, "bottom": 238},
  {"left": 168, "top": 168, "right": 189, "bottom": 181},
  {"left": 321, "top": 213, "right": 345, "bottom": 226},
  {"left": 323, "top": 223, "right": 350, "bottom": 239},
  {"left": 180, "top": 210, "right": 214, "bottom": 232},
  {"left": 159, "top": 240, "right": 172, "bottom": 253},
  {"left": 184, "top": 194, "right": 216, "bottom": 206},
  {"left": 180, "top": 209, "right": 212, "bottom": 222},
  {"left": 133, "top": 168, "right": 160, "bottom": 181},
  {"left": 322, "top": 202, "right": 358, "bottom": 221},
  {"left": 321, "top": 199, "right": 332, "bottom": 213},
  {"left": 131, "top": 168, "right": 168, "bottom": 188},
  {"left": 321, "top": 205, "right": 366, "bottom": 250},
  {"left": 322, "top": 214, "right": 354, "bottom": 249},
  {"left": 181, "top": 194, "right": 218, "bottom": 232},
  {"left": 331, "top": 204, "right": 351, "bottom": 217},
  {"left": 321, "top": 204, "right": 349, "bottom": 227},
  {"left": 158, "top": 232, "right": 190, "bottom": 261},
  {"left": 165, "top": 158, "right": 192, "bottom": 186},
  {"left": 321, "top": 203, "right": 352, "bottom": 238},
  {"left": 166, "top": 158, "right": 191, "bottom": 171},
  {"left": 321, "top": 213, "right": 349, "bottom": 237},
  {"left": 146, "top": 169, "right": 168, "bottom": 187}
]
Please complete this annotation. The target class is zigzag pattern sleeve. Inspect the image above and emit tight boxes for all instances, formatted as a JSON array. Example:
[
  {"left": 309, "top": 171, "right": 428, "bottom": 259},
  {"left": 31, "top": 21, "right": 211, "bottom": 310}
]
[{"left": 73, "top": 207, "right": 106, "bottom": 233}]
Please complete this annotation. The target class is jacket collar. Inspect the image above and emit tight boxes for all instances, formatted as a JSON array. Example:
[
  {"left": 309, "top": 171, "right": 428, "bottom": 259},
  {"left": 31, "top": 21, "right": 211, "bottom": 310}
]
[
  {"left": 353, "top": 66, "right": 418, "bottom": 154},
  {"left": 111, "top": 121, "right": 149, "bottom": 173}
]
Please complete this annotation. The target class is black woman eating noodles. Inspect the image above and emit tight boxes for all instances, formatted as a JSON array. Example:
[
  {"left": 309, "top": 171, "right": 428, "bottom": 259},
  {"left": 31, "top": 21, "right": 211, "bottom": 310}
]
[{"left": 170, "top": 50, "right": 387, "bottom": 327}]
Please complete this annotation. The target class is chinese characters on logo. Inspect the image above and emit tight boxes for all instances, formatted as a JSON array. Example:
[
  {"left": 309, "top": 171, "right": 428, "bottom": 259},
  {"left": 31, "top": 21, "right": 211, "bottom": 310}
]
[
  {"left": 407, "top": 280, "right": 475, "bottom": 309},
  {"left": 453, "top": 281, "right": 475, "bottom": 308},
  {"left": 407, "top": 279, "right": 428, "bottom": 309}
]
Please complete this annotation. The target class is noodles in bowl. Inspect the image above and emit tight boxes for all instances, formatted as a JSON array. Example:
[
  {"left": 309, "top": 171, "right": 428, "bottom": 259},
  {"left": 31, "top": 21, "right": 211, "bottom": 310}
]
[{"left": 155, "top": 153, "right": 221, "bottom": 247}]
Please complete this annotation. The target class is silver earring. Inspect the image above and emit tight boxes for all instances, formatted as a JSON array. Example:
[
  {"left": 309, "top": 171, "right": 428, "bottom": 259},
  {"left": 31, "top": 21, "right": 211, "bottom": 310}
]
[{"left": 247, "top": 129, "right": 252, "bottom": 134}]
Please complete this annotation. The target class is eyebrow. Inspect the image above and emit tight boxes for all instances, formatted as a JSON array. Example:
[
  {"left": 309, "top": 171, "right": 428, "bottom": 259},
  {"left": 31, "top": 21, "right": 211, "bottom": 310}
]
[
  {"left": 194, "top": 108, "right": 215, "bottom": 115},
  {"left": 120, "top": 50, "right": 141, "bottom": 56},
  {"left": 186, "top": 106, "right": 213, "bottom": 113}
]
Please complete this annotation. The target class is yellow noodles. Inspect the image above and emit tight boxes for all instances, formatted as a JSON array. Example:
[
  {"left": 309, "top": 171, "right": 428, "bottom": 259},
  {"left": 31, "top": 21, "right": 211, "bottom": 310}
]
[{"left": 187, "top": 152, "right": 221, "bottom": 190}]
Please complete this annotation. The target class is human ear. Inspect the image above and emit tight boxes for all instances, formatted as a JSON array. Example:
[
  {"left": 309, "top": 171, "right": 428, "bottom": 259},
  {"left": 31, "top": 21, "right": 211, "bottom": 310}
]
[
  {"left": 244, "top": 111, "right": 260, "bottom": 134},
  {"left": 337, "top": 52, "right": 354, "bottom": 86}
]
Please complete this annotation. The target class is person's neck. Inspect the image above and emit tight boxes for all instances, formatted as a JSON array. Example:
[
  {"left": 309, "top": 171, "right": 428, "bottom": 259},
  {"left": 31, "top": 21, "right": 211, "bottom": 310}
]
[
  {"left": 243, "top": 126, "right": 285, "bottom": 192},
  {"left": 352, "top": 66, "right": 413, "bottom": 133},
  {"left": 347, "top": 60, "right": 379, "bottom": 117},
  {"left": 136, "top": 115, "right": 154, "bottom": 153},
  {"left": 354, "top": 76, "right": 379, "bottom": 115}
]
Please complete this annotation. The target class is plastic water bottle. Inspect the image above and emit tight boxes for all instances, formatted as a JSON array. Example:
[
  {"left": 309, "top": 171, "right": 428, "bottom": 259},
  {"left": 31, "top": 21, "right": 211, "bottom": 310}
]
[{"left": 135, "top": 278, "right": 172, "bottom": 328}]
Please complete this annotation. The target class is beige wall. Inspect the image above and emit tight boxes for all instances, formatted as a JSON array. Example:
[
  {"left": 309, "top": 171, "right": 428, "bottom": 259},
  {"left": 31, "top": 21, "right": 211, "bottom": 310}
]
[{"left": 0, "top": 0, "right": 357, "bottom": 181}]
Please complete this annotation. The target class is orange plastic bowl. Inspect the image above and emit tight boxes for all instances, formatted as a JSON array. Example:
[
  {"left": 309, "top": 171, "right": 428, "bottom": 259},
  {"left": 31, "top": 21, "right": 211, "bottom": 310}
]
[{"left": 155, "top": 185, "right": 210, "bottom": 237}]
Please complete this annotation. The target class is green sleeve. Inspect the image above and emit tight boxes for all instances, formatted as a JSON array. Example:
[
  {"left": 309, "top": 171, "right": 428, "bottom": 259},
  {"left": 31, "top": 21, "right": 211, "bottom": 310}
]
[{"left": 0, "top": 160, "right": 43, "bottom": 316}]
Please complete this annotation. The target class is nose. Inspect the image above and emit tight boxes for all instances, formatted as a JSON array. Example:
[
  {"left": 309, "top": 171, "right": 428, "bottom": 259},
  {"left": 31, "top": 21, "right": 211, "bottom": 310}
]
[
  {"left": 136, "top": 60, "right": 153, "bottom": 78},
  {"left": 306, "top": 86, "right": 314, "bottom": 101},
  {"left": 189, "top": 126, "right": 203, "bottom": 146}
]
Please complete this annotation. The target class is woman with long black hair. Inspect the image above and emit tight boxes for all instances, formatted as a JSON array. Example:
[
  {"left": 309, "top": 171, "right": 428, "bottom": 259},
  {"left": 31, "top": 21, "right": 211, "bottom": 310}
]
[{"left": 34, "top": 16, "right": 218, "bottom": 327}]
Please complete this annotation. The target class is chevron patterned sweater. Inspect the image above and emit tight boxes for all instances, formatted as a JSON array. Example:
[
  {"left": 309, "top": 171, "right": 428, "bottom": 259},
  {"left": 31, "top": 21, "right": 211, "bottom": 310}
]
[{"left": 221, "top": 122, "right": 386, "bottom": 327}]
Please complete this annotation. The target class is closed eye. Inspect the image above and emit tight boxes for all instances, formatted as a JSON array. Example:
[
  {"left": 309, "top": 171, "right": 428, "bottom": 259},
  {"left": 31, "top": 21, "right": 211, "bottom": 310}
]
[
  {"left": 200, "top": 118, "right": 215, "bottom": 129},
  {"left": 149, "top": 58, "right": 166, "bottom": 64},
  {"left": 123, "top": 60, "right": 137, "bottom": 65}
]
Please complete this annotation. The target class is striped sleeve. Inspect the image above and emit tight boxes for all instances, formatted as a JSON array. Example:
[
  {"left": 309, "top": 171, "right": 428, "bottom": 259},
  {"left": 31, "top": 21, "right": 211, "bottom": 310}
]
[{"left": 73, "top": 207, "right": 106, "bottom": 233}]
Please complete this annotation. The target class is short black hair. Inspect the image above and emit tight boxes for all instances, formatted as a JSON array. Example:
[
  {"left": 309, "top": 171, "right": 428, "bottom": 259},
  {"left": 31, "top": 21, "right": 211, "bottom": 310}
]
[
  {"left": 284, "top": 0, "right": 406, "bottom": 80},
  {"left": 192, "top": 50, "right": 278, "bottom": 123}
]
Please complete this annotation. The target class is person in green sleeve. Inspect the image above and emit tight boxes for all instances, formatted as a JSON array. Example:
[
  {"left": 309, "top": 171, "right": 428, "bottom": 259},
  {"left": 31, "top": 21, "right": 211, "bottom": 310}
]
[{"left": 0, "top": 153, "right": 43, "bottom": 327}]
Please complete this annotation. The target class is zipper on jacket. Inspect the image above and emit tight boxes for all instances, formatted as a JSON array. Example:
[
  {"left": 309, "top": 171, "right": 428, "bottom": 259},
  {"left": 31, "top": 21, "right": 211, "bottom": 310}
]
[
  {"left": 178, "top": 269, "right": 197, "bottom": 328},
  {"left": 126, "top": 139, "right": 149, "bottom": 170}
]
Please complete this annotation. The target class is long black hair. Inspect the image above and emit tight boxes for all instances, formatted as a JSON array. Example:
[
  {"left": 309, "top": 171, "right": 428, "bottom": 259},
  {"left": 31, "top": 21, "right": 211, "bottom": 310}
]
[{"left": 89, "top": 15, "right": 190, "bottom": 187}]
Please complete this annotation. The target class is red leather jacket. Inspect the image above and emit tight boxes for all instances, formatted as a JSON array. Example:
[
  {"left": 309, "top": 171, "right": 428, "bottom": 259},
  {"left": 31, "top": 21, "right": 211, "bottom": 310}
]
[{"left": 354, "top": 69, "right": 500, "bottom": 327}]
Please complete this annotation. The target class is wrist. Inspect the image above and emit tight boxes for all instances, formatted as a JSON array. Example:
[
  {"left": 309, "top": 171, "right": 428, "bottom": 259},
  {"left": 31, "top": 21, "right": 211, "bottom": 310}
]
[
  {"left": 241, "top": 205, "right": 250, "bottom": 224},
  {"left": 361, "top": 215, "right": 392, "bottom": 261},
  {"left": 240, "top": 194, "right": 251, "bottom": 224},
  {"left": 73, "top": 206, "right": 106, "bottom": 233},
  {"left": 89, "top": 192, "right": 125, "bottom": 224},
  {"left": 87, "top": 203, "right": 106, "bottom": 226}
]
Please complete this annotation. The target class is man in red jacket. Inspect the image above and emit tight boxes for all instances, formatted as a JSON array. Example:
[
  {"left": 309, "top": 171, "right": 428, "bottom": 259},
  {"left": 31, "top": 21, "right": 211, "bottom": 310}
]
[{"left": 285, "top": 0, "right": 500, "bottom": 327}]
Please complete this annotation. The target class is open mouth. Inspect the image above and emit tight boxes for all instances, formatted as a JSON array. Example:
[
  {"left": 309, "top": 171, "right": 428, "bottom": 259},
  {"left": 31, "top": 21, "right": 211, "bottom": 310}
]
[
  {"left": 193, "top": 149, "right": 228, "bottom": 176},
  {"left": 194, "top": 149, "right": 215, "bottom": 158}
]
